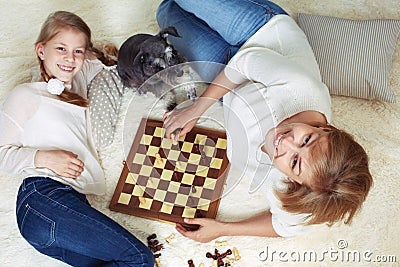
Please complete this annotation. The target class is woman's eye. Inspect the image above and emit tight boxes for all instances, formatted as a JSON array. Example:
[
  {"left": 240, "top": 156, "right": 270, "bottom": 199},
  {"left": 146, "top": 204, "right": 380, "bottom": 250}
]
[
  {"left": 302, "top": 135, "right": 311, "bottom": 146},
  {"left": 57, "top": 47, "right": 66, "bottom": 51},
  {"left": 291, "top": 157, "right": 298, "bottom": 169}
]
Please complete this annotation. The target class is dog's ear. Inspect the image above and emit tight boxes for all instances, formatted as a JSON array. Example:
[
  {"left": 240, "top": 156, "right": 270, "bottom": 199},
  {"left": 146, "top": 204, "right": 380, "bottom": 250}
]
[{"left": 158, "top": 26, "right": 181, "bottom": 39}]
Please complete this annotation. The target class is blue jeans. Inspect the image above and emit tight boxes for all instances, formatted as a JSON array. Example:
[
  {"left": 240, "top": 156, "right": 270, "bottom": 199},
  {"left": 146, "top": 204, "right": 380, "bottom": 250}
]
[
  {"left": 16, "top": 177, "right": 154, "bottom": 267},
  {"left": 156, "top": 0, "right": 288, "bottom": 65}
]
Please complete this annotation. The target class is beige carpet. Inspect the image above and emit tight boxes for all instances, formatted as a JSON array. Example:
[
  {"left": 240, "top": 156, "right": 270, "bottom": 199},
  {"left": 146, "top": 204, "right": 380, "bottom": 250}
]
[{"left": 0, "top": 0, "right": 399, "bottom": 266}]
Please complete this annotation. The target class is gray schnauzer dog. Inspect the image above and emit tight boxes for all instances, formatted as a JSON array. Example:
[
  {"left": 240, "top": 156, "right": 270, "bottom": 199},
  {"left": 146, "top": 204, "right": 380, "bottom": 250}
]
[{"left": 117, "top": 27, "right": 198, "bottom": 110}]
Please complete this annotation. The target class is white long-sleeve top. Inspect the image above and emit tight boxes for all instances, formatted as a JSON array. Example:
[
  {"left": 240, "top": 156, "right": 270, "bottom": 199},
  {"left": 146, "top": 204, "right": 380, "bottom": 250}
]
[
  {"left": 223, "top": 15, "right": 332, "bottom": 236},
  {"left": 0, "top": 59, "right": 106, "bottom": 195}
]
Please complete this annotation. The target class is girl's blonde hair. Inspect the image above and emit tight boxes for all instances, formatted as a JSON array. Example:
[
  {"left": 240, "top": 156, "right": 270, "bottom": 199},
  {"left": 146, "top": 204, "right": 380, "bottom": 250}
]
[
  {"left": 35, "top": 11, "right": 118, "bottom": 107},
  {"left": 36, "top": 11, "right": 91, "bottom": 107},
  {"left": 275, "top": 125, "right": 373, "bottom": 226}
]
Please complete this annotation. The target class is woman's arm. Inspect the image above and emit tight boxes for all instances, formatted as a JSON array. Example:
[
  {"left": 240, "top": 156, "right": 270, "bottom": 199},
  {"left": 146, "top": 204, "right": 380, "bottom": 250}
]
[
  {"left": 163, "top": 70, "right": 239, "bottom": 138},
  {"left": 175, "top": 211, "right": 280, "bottom": 243}
]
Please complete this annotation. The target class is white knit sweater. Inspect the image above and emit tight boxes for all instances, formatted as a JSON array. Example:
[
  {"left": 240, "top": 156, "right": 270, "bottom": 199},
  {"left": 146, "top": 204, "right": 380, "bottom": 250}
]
[
  {"left": 223, "top": 15, "right": 331, "bottom": 236},
  {"left": 0, "top": 59, "right": 106, "bottom": 195}
]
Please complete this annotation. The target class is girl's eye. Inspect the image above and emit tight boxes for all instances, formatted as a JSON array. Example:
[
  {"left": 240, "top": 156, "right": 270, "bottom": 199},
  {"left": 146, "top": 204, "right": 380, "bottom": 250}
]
[
  {"left": 291, "top": 156, "right": 298, "bottom": 169},
  {"left": 302, "top": 135, "right": 311, "bottom": 147},
  {"left": 74, "top": 49, "right": 84, "bottom": 54}
]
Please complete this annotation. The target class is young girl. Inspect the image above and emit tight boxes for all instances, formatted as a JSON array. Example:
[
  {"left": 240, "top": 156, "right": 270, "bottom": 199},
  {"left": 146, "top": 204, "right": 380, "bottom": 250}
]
[
  {"left": 157, "top": 0, "right": 373, "bottom": 241},
  {"left": 0, "top": 11, "right": 154, "bottom": 266}
]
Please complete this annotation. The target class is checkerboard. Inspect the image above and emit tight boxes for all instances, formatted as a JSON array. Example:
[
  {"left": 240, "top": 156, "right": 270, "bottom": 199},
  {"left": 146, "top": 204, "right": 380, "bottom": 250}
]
[{"left": 109, "top": 118, "right": 230, "bottom": 229}]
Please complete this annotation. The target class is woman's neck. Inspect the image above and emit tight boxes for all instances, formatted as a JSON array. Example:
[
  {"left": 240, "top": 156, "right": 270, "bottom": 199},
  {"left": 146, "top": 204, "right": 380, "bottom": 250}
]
[{"left": 279, "top": 110, "right": 327, "bottom": 127}]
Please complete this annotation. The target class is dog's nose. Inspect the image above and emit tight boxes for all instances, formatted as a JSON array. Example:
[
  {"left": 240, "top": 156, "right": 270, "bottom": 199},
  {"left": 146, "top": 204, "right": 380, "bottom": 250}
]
[{"left": 187, "top": 90, "right": 197, "bottom": 101}]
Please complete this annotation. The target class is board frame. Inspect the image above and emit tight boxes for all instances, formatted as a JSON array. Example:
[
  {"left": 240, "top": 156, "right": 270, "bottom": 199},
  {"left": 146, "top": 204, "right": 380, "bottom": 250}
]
[{"left": 109, "top": 118, "right": 230, "bottom": 228}]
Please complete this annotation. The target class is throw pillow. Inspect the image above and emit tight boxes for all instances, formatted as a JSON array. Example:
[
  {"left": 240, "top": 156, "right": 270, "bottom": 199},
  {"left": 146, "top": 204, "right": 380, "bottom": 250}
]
[{"left": 298, "top": 13, "right": 400, "bottom": 103}]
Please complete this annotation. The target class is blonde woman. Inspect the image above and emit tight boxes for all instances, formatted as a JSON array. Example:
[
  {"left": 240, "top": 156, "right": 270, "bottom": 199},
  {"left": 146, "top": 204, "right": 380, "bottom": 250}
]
[{"left": 157, "top": 0, "right": 373, "bottom": 242}]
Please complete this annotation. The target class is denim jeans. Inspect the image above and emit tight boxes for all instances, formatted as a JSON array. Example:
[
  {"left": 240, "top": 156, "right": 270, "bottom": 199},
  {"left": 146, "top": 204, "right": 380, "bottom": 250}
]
[
  {"left": 156, "top": 0, "right": 288, "bottom": 65},
  {"left": 16, "top": 177, "right": 154, "bottom": 267}
]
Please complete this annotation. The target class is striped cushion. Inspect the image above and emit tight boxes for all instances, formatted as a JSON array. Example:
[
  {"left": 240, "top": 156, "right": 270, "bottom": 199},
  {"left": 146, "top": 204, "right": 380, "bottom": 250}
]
[{"left": 298, "top": 13, "right": 400, "bottom": 103}]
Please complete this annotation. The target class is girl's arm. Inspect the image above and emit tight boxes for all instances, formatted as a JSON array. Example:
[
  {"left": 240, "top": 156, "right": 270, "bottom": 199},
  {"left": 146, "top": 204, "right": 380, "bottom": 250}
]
[
  {"left": 0, "top": 88, "right": 84, "bottom": 178},
  {"left": 34, "top": 150, "right": 84, "bottom": 179},
  {"left": 175, "top": 211, "right": 280, "bottom": 243}
]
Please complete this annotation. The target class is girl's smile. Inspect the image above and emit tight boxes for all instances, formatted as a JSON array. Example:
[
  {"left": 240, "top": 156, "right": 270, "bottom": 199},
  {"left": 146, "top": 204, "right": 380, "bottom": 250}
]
[{"left": 36, "top": 27, "right": 87, "bottom": 84}]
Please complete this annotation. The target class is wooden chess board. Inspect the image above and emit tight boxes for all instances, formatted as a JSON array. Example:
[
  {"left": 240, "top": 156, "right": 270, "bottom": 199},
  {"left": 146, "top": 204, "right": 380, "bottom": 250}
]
[{"left": 109, "top": 118, "right": 230, "bottom": 229}]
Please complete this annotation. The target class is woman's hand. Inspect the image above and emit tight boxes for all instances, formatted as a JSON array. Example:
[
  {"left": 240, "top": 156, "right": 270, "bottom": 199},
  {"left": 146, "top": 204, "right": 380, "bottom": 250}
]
[
  {"left": 163, "top": 104, "right": 201, "bottom": 139},
  {"left": 163, "top": 70, "right": 237, "bottom": 139},
  {"left": 34, "top": 150, "right": 84, "bottom": 179},
  {"left": 175, "top": 218, "right": 227, "bottom": 243}
]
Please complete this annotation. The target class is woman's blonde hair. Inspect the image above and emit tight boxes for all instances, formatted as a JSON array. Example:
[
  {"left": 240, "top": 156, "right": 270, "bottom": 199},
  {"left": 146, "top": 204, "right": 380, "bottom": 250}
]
[
  {"left": 275, "top": 125, "right": 373, "bottom": 226},
  {"left": 35, "top": 11, "right": 118, "bottom": 107}
]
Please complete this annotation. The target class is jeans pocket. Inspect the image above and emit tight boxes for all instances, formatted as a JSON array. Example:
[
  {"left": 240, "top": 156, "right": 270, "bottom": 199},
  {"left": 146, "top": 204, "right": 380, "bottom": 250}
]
[{"left": 18, "top": 204, "right": 56, "bottom": 249}]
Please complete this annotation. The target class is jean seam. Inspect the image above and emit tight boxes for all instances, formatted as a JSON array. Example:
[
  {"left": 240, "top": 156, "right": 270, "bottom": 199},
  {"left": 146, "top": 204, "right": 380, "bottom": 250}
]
[
  {"left": 16, "top": 184, "right": 37, "bottom": 214},
  {"left": 34, "top": 189, "right": 148, "bottom": 264},
  {"left": 21, "top": 203, "right": 56, "bottom": 248}
]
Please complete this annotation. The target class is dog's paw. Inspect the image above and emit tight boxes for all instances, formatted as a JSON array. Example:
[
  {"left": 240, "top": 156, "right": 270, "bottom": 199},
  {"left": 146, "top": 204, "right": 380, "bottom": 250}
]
[
  {"left": 181, "top": 82, "right": 197, "bottom": 101},
  {"left": 167, "top": 102, "right": 178, "bottom": 111}
]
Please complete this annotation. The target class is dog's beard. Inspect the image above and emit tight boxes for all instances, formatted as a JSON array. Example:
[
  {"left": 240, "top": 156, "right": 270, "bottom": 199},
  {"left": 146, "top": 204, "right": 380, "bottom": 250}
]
[{"left": 137, "top": 64, "right": 199, "bottom": 110}]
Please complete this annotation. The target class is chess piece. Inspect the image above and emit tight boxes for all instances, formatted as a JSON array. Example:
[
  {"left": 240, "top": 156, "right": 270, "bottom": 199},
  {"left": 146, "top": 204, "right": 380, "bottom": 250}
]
[
  {"left": 155, "top": 153, "right": 163, "bottom": 164},
  {"left": 215, "top": 240, "right": 228, "bottom": 247},
  {"left": 165, "top": 233, "right": 175, "bottom": 243},
  {"left": 170, "top": 133, "right": 178, "bottom": 145},
  {"left": 233, "top": 247, "right": 241, "bottom": 260},
  {"left": 138, "top": 196, "right": 146, "bottom": 205},
  {"left": 155, "top": 257, "right": 161, "bottom": 267}
]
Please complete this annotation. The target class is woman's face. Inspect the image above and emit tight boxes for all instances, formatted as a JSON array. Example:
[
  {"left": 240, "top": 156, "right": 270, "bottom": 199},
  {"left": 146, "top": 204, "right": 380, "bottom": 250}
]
[
  {"left": 263, "top": 123, "right": 328, "bottom": 185},
  {"left": 36, "top": 27, "right": 87, "bottom": 85}
]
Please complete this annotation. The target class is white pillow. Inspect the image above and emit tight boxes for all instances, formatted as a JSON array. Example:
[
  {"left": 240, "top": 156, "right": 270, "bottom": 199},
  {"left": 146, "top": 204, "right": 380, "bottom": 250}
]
[{"left": 298, "top": 13, "right": 400, "bottom": 103}]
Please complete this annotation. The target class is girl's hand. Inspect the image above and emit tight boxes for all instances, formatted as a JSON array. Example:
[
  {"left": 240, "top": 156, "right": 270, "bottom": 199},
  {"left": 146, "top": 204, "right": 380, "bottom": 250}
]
[
  {"left": 175, "top": 218, "right": 227, "bottom": 243},
  {"left": 163, "top": 104, "right": 200, "bottom": 139},
  {"left": 34, "top": 150, "right": 84, "bottom": 179}
]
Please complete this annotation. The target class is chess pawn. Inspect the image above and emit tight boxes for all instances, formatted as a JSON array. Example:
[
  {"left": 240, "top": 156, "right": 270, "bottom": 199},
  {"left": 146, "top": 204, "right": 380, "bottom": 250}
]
[
  {"left": 155, "top": 153, "right": 163, "bottom": 165},
  {"left": 170, "top": 133, "right": 178, "bottom": 145},
  {"left": 233, "top": 247, "right": 241, "bottom": 260},
  {"left": 188, "top": 259, "right": 195, "bottom": 267},
  {"left": 155, "top": 257, "right": 161, "bottom": 267}
]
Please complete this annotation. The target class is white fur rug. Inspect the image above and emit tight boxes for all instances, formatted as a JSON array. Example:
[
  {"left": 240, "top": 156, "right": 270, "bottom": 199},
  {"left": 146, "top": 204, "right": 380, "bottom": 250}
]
[{"left": 1, "top": 0, "right": 399, "bottom": 266}]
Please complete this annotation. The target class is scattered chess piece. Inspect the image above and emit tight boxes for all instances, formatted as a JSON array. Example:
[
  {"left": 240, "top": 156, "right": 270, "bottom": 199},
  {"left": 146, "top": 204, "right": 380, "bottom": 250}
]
[
  {"left": 147, "top": 233, "right": 164, "bottom": 257},
  {"left": 147, "top": 233, "right": 157, "bottom": 241},
  {"left": 165, "top": 233, "right": 175, "bottom": 243},
  {"left": 215, "top": 240, "right": 228, "bottom": 247},
  {"left": 206, "top": 248, "right": 232, "bottom": 267},
  {"left": 188, "top": 259, "right": 195, "bottom": 267},
  {"left": 155, "top": 257, "right": 161, "bottom": 267},
  {"left": 233, "top": 247, "right": 241, "bottom": 260},
  {"left": 225, "top": 257, "right": 235, "bottom": 264}
]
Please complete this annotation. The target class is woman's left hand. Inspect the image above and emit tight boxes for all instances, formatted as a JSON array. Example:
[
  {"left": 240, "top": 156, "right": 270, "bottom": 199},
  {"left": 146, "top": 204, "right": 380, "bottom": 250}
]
[{"left": 175, "top": 218, "right": 227, "bottom": 243}]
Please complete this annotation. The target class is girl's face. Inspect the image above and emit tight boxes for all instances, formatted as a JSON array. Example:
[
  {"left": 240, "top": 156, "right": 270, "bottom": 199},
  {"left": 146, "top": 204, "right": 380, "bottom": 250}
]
[
  {"left": 263, "top": 123, "right": 328, "bottom": 186},
  {"left": 36, "top": 27, "right": 87, "bottom": 85}
]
